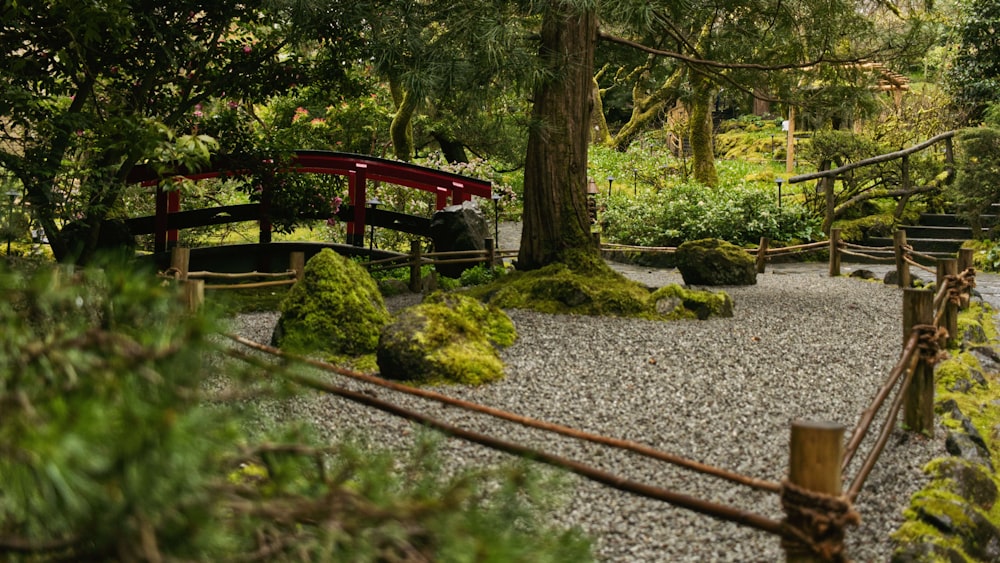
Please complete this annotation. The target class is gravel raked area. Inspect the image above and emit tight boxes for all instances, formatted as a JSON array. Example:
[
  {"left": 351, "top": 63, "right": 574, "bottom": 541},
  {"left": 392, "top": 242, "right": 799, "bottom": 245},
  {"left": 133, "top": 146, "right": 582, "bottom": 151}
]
[{"left": 230, "top": 266, "right": 947, "bottom": 562}]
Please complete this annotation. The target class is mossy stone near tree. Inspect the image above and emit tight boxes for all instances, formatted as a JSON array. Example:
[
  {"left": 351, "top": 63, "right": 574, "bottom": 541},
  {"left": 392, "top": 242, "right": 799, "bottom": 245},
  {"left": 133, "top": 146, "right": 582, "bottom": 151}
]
[
  {"left": 377, "top": 292, "right": 516, "bottom": 385},
  {"left": 675, "top": 238, "right": 756, "bottom": 286},
  {"left": 272, "top": 248, "right": 390, "bottom": 357}
]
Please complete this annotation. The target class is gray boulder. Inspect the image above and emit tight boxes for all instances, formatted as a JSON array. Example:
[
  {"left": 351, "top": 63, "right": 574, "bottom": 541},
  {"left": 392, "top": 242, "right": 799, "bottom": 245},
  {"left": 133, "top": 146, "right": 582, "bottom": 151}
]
[{"left": 430, "top": 201, "right": 491, "bottom": 278}]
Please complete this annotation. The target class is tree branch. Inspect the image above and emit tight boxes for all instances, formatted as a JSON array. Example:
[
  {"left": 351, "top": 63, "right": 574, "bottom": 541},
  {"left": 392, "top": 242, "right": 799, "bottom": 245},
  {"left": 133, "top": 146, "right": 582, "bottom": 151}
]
[{"left": 597, "top": 30, "right": 884, "bottom": 71}]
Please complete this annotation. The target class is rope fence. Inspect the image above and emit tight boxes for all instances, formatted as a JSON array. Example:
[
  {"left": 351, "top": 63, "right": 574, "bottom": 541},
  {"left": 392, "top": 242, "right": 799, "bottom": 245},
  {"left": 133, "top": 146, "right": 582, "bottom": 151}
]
[
  {"left": 216, "top": 255, "right": 975, "bottom": 561},
  {"left": 158, "top": 227, "right": 975, "bottom": 559}
]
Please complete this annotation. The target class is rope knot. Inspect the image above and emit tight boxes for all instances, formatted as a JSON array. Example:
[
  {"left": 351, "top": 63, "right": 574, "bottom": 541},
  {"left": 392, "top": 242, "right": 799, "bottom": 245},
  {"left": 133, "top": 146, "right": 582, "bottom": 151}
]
[
  {"left": 913, "top": 323, "right": 948, "bottom": 365},
  {"left": 780, "top": 480, "right": 860, "bottom": 562}
]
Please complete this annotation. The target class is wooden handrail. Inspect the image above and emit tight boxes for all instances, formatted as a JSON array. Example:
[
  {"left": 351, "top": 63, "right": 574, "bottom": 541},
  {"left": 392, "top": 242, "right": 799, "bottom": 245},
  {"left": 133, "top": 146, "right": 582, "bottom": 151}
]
[{"left": 787, "top": 131, "right": 957, "bottom": 183}]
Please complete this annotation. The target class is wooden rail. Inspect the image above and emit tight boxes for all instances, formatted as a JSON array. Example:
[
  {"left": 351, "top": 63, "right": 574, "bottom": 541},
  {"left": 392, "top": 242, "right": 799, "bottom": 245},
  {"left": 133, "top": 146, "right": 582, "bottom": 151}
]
[{"left": 216, "top": 259, "right": 977, "bottom": 561}]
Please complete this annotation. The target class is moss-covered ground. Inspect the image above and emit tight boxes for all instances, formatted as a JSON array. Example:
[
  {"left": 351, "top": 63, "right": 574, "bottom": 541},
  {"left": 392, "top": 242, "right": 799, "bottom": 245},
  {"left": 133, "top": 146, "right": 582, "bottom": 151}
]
[{"left": 891, "top": 301, "right": 1000, "bottom": 560}]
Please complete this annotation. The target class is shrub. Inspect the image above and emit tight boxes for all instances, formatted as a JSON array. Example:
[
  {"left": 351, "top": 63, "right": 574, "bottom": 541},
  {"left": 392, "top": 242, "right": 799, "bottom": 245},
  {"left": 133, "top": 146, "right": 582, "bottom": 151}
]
[{"left": 601, "top": 180, "right": 821, "bottom": 247}]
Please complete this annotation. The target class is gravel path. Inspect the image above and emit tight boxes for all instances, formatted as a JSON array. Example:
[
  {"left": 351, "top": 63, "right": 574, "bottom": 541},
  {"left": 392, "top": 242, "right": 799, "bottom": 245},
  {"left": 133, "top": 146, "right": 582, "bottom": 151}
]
[{"left": 230, "top": 265, "right": 947, "bottom": 562}]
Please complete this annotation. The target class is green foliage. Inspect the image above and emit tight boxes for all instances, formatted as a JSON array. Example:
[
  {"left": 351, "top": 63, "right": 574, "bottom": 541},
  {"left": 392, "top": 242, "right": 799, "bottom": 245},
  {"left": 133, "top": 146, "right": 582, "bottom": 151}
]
[
  {"left": 946, "top": 0, "right": 1000, "bottom": 121},
  {"left": 0, "top": 261, "right": 236, "bottom": 560},
  {"left": 948, "top": 128, "right": 1000, "bottom": 239},
  {"left": 601, "top": 180, "right": 821, "bottom": 247},
  {"left": 459, "top": 263, "right": 509, "bottom": 287},
  {"left": 275, "top": 248, "right": 391, "bottom": 356}
]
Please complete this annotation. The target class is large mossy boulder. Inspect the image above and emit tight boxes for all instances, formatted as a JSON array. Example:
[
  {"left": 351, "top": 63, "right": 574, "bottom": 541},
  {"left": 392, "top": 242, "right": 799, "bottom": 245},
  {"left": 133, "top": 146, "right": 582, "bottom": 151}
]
[
  {"left": 675, "top": 238, "right": 756, "bottom": 286},
  {"left": 272, "top": 248, "right": 390, "bottom": 357},
  {"left": 377, "top": 292, "right": 516, "bottom": 385}
]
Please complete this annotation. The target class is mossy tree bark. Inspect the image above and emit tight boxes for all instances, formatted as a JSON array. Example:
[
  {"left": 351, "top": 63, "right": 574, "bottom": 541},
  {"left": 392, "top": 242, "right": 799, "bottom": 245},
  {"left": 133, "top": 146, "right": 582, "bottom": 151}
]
[
  {"left": 608, "top": 65, "right": 683, "bottom": 152},
  {"left": 688, "top": 72, "right": 718, "bottom": 188},
  {"left": 389, "top": 78, "right": 417, "bottom": 162},
  {"left": 518, "top": 2, "right": 598, "bottom": 271}
]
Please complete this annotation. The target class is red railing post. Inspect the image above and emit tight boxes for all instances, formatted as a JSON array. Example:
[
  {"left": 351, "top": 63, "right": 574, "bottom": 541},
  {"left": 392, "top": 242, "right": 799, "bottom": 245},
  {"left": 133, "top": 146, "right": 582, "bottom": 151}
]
[
  {"left": 167, "top": 189, "right": 181, "bottom": 248},
  {"left": 154, "top": 185, "right": 168, "bottom": 254},
  {"left": 348, "top": 165, "right": 368, "bottom": 246}
]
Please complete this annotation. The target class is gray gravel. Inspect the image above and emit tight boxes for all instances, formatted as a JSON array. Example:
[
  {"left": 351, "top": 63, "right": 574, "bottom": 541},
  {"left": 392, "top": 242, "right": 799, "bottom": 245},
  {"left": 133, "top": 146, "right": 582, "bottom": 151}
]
[{"left": 228, "top": 266, "right": 947, "bottom": 562}]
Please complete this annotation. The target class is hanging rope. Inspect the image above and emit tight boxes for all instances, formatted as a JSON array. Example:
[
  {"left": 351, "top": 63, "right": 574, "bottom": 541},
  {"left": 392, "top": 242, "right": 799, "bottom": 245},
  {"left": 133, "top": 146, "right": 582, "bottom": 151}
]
[{"left": 780, "top": 480, "right": 861, "bottom": 563}]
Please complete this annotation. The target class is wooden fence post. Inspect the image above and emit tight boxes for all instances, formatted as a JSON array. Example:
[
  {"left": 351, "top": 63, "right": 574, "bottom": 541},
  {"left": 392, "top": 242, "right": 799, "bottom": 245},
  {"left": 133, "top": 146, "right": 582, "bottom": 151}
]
[
  {"left": 170, "top": 247, "right": 190, "bottom": 280},
  {"left": 485, "top": 237, "right": 496, "bottom": 267},
  {"left": 893, "top": 230, "right": 910, "bottom": 288},
  {"left": 408, "top": 240, "right": 422, "bottom": 293},
  {"left": 937, "top": 258, "right": 958, "bottom": 347},
  {"left": 290, "top": 251, "right": 305, "bottom": 281},
  {"left": 902, "top": 288, "right": 935, "bottom": 435},
  {"left": 783, "top": 420, "right": 847, "bottom": 562},
  {"left": 958, "top": 248, "right": 974, "bottom": 273},
  {"left": 828, "top": 228, "right": 841, "bottom": 277},
  {"left": 756, "top": 237, "right": 769, "bottom": 274},
  {"left": 183, "top": 279, "right": 204, "bottom": 312}
]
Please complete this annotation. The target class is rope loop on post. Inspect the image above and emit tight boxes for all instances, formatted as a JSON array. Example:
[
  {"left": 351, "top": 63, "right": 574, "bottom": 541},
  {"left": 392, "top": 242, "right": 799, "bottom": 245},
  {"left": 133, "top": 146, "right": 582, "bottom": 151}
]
[
  {"left": 913, "top": 323, "right": 948, "bottom": 365},
  {"left": 950, "top": 268, "right": 977, "bottom": 308},
  {"left": 780, "top": 480, "right": 860, "bottom": 562}
]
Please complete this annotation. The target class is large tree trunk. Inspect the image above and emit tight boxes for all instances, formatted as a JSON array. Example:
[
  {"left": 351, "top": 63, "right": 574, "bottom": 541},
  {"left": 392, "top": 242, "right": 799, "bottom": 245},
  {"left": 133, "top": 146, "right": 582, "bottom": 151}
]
[
  {"left": 688, "top": 73, "right": 718, "bottom": 187},
  {"left": 518, "top": 2, "right": 597, "bottom": 271}
]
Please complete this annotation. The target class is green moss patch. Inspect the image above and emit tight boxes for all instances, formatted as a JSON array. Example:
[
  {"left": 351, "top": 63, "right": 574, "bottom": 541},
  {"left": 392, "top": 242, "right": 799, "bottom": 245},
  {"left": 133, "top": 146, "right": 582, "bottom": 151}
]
[
  {"left": 377, "top": 292, "right": 516, "bottom": 386},
  {"left": 650, "top": 284, "right": 734, "bottom": 320},
  {"left": 273, "top": 248, "right": 391, "bottom": 358},
  {"left": 468, "top": 262, "right": 733, "bottom": 321},
  {"left": 893, "top": 303, "right": 1000, "bottom": 560}
]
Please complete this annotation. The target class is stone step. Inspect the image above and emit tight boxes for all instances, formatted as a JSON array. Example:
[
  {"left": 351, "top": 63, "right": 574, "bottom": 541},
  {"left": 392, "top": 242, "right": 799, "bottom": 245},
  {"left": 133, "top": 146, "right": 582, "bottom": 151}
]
[
  {"left": 868, "top": 236, "right": 966, "bottom": 255},
  {"left": 917, "top": 212, "right": 1000, "bottom": 228},
  {"left": 901, "top": 225, "right": 984, "bottom": 240}
]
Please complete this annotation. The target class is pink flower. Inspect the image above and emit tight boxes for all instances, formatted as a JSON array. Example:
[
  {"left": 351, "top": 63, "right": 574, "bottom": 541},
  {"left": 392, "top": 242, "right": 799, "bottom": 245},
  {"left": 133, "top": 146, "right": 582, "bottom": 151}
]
[{"left": 243, "top": 45, "right": 252, "bottom": 54}]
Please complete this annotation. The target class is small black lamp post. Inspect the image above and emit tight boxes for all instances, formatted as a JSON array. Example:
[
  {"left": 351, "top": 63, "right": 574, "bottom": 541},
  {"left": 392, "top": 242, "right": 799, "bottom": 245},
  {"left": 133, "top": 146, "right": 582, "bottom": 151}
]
[
  {"left": 367, "top": 197, "right": 380, "bottom": 253},
  {"left": 5, "top": 189, "right": 17, "bottom": 255},
  {"left": 632, "top": 168, "right": 638, "bottom": 195},
  {"left": 491, "top": 192, "right": 500, "bottom": 247},
  {"left": 775, "top": 177, "right": 784, "bottom": 208},
  {"left": 607, "top": 176, "right": 615, "bottom": 197}
]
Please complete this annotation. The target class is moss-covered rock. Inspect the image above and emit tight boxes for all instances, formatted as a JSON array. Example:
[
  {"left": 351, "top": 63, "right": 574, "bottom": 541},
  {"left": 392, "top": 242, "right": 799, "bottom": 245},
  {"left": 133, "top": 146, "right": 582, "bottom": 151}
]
[
  {"left": 377, "top": 292, "right": 515, "bottom": 385},
  {"left": 473, "top": 263, "right": 654, "bottom": 317},
  {"left": 650, "top": 284, "right": 734, "bottom": 320},
  {"left": 272, "top": 248, "right": 391, "bottom": 357},
  {"left": 468, "top": 262, "right": 734, "bottom": 321},
  {"left": 675, "top": 238, "right": 756, "bottom": 286}
]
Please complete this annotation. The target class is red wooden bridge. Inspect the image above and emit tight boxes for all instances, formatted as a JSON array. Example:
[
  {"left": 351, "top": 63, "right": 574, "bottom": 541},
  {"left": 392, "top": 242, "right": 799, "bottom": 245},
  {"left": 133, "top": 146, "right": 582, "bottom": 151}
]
[{"left": 125, "top": 150, "right": 494, "bottom": 258}]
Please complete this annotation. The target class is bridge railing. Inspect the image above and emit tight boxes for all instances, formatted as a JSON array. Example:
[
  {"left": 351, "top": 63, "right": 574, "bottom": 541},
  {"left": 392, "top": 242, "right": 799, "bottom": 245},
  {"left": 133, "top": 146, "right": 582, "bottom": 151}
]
[{"left": 125, "top": 150, "right": 493, "bottom": 255}]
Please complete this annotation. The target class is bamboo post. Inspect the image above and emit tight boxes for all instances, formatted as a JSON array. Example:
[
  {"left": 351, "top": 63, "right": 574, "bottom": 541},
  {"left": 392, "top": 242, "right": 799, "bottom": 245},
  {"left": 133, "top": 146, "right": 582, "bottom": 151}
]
[
  {"left": 408, "top": 240, "right": 422, "bottom": 293},
  {"left": 893, "top": 230, "right": 910, "bottom": 288},
  {"left": 958, "top": 248, "right": 974, "bottom": 273},
  {"left": 290, "top": 251, "right": 305, "bottom": 281},
  {"left": 756, "top": 237, "right": 769, "bottom": 274},
  {"left": 937, "top": 258, "right": 958, "bottom": 347},
  {"left": 183, "top": 279, "right": 204, "bottom": 312},
  {"left": 902, "top": 288, "right": 935, "bottom": 435},
  {"left": 828, "top": 228, "right": 841, "bottom": 277},
  {"left": 783, "top": 420, "right": 846, "bottom": 562},
  {"left": 170, "top": 247, "right": 190, "bottom": 280},
  {"left": 485, "top": 237, "right": 496, "bottom": 267}
]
